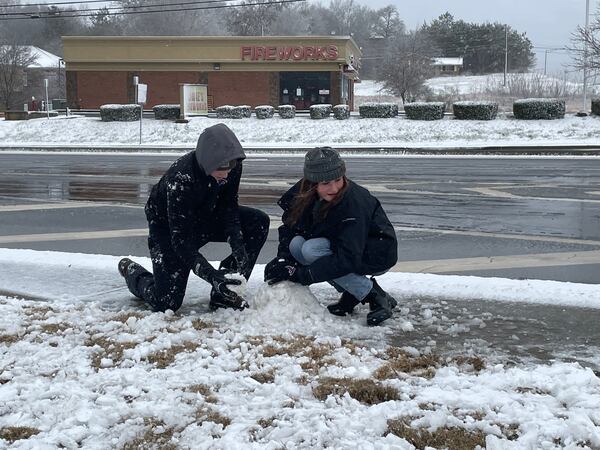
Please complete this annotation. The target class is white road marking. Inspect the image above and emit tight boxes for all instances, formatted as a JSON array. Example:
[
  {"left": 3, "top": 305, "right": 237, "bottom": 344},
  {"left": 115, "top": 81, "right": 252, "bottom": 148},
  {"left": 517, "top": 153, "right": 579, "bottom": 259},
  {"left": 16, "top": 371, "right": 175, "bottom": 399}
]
[
  {"left": 394, "top": 226, "right": 600, "bottom": 246},
  {"left": 391, "top": 250, "right": 600, "bottom": 273},
  {"left": 0, "top": 229, "right": 149, "bottom": 244}
]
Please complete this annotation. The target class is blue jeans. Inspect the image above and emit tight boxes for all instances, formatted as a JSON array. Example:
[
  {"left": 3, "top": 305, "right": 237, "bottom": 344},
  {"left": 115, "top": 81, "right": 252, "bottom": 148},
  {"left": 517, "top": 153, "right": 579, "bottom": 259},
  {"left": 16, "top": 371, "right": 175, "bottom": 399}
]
[{"left": 289, "top": 236, "right": 373, "bottom": 301}]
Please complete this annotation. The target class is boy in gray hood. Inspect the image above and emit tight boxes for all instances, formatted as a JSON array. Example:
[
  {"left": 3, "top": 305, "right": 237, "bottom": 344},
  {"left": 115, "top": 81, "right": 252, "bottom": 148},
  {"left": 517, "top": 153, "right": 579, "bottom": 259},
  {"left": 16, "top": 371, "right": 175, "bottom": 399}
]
[{"left": 118, "top": 123, "right": 269, "bottom": 312}]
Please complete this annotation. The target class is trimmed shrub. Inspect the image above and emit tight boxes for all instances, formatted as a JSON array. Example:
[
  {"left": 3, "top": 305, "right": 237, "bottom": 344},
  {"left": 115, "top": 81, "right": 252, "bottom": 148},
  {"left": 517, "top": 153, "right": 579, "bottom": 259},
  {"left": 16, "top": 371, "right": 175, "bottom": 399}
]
[
  {"left": 229, "top": 106, "right": 245, "bottom": 119},
  {"left": 278, "top": 105, "right": 296, "bottom": 119},
  {"left": 310, "top": 104, "right": 332, "bottom": 119},
  {"left": 216, "top": 105, "right": 234, "bottom": 119},
  {"left": 513, "top": 98, "right": 565, "bottom": 120},
  {"left": 591, "top": 98, "right": 600, "bottom": 116},
  {"left": 452, "top": 101, "right": 498, "bottom": 120},
  {"left": 333, "top": 104, "right": 350, "bottom": 120},
  {"left": 255, "top": 105, "right": 274, "bottom": 119},
  {"left": 100, "top": 104, "right": 141, "bottom": 122},
  {"left": 237, "top": 105, "right": 251, "bottom": 118},
  {"left": 403, "top": 102, "right": 445, "bottom": 120},
  {"left": 359, "top": 102, "right": 398, "bottom": 118},
  {"left": 153, "top": 104, "right": 180, "bottom": 120}
]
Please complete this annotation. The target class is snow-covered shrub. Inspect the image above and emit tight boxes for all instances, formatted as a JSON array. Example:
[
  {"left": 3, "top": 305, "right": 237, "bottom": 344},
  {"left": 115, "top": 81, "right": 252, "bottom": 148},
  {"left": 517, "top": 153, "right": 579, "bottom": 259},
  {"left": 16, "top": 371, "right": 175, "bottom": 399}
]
[
  {"left": 216, "top": 105, "right": 234, "bottom": 119},
  {"left": 513, "top": 98, "right": 565, "bottom": 120},
  {"left": 403, "top": 102, "right": 446, "bottom": 120},
  {"left": 333, "top": 104, "right": 350, "bottom": 120},
  {"left": 591, "top": 98, "right": 600, "bottom": 116},
  {"left": 452, "top": 101, "right": 498, "bottom": 120},
  {"left": 255, "top": 105, "right": 274, "bottom": 119},
  {"left": 278, "top": 105, "right": 296, "bottom": 119},
  {"left": 153, "top": 104, "right": 180, "bottom": 120},
  {"left": 359, "top": 102, "right": 398, "bottom": 118},
  {"left": 310, "top": 104, "right": 332, "bottom": 119},
  {"left": 237, "top": 105, "right": 251, "bottom": 118},
  {"left": 100, "top": 104, "right": 141, "bottom": 122},
  {"left": 229, "top": 106, "right": 245, "bottom": 119}
]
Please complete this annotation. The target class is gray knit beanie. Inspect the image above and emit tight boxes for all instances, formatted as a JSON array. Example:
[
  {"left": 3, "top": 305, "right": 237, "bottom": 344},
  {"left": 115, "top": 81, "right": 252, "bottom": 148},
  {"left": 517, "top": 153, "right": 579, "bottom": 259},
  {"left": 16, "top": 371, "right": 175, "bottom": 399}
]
[{"left": 303, "top": 147, "right": 346, "bottom": 183}]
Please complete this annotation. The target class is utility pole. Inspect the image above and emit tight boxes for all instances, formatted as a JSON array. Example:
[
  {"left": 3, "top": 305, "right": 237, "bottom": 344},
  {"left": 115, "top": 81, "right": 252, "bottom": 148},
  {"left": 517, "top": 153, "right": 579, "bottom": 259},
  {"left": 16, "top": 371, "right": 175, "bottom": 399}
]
[
  {"left": 544, "top": 50, "right": 548, "bottom": 76},
  {"left": 582, "top": 0, "right": 591, "bottom": 114},
  {"left": 503, "top": 25, "right": 508, "bottom": 86}
]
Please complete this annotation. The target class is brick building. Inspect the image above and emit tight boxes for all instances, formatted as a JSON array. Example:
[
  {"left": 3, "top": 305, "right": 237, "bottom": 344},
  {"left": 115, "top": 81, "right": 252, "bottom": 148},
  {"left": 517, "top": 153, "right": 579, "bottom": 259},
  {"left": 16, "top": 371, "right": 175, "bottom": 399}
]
[{"left": 62, "top": 36, "right": 361, "bottom": 110}]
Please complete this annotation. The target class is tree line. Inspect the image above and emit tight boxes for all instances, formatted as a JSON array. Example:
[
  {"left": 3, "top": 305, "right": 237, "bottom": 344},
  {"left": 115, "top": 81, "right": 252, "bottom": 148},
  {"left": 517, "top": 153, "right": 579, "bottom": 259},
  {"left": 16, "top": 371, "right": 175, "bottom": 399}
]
[{"left": 1, "top": 0, "right": 540, "bottom": 107}]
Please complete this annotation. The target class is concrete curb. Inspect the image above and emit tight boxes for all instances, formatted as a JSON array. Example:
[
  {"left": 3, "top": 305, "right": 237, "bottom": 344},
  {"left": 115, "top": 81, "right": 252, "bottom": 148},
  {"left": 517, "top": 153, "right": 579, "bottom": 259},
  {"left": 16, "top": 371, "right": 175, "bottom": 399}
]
[{"left": 2, "top": 145, "right": 600, "bottom": 156}]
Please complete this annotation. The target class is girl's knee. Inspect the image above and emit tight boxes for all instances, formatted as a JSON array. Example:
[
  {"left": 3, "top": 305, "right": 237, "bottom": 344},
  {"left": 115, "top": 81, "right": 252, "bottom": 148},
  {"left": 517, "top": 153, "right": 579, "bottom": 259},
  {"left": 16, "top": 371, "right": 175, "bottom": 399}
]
[{"left": 301, "top": 238, "right": 331, "bottom": 262}]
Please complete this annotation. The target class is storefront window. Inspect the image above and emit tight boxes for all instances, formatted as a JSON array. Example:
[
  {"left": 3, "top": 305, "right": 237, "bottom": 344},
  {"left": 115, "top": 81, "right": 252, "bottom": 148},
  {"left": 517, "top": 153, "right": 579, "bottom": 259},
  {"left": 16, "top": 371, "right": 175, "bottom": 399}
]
[{"left": 279, "top": 72, "right": 331, "bottom": 109}]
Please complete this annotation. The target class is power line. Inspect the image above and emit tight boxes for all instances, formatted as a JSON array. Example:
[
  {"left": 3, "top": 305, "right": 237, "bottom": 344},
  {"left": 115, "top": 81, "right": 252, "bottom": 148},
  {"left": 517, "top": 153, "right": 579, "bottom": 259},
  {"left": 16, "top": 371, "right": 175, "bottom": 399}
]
[
  {"left": 1, "top": 0, "right": 115, "bottom": 7},
  {"left": 0, "top": 0, "right": 306, "bottom": 20},
  {"left": 0, "top": 0, "right": 233, "bottom": 16}
]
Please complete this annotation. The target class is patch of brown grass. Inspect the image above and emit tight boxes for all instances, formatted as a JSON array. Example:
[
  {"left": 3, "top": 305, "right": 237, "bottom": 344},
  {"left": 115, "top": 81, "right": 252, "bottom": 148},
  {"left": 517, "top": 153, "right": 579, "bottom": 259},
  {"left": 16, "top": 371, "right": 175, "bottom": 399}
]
[
  {"left": 112, "top": 311, "right": 145, "bottom": 323},
  {"left": 195, "top": 407, "right": 231, "bottom": 429},
  {"left": 257, "top": 417, "right": 275, "bottom": 428},
  {"left": 85, "top": 336, "right": 138, "bottom": 370},
  {"left": 515, "top": 386, "right": 551, "bottom": 395},
  {"left": 0, "top": 426, "right": 40, "bottom": 443},
  {"left": 191, "top": 319, "right": 213, "bottom": 330},
  {"left": 451, "top": 356, "right": 486, "bottom": 372},
  {"left": 251, "top": 369, "right": 276, "bottom": 384},
  {"left": 386, "top": 417, "right": 486, "bottom": 450},
  {"left": 0, "top": 334, "right": 20, "bottom": 345},
  {"left": 121, "top": 418, "right": 178, "bottom": 450},
  {"left": 313, "top": 377, "right": 400, "bottom": 405},
  {"left": 23, "top": 306, "right": 54, "bottom": 318},
  {"left": 262, "top": 335, "right": 335, "bottom": 375},
  {"left": 374, "top": 349, "right": 439, "bottom": 380},
  {"left": 145, "top": 342, "right": 199, "bottom": 369},
  {"left": 39, "top": 322, "right": 70, "bottom": 335},
  {"left": 185, "top": 384, "right": 218, "bottom": 403}
]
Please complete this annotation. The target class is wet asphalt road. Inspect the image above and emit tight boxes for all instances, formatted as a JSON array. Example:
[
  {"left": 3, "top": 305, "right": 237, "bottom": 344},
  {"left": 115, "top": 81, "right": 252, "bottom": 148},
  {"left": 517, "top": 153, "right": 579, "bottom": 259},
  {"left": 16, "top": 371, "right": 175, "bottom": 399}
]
[{"left": 1, "top": 152, "right": 599, "bottom": 370}]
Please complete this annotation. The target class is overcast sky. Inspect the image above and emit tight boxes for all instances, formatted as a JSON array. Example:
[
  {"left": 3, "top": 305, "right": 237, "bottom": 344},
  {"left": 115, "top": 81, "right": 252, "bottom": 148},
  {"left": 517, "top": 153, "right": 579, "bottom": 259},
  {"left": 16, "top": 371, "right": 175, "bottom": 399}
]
[{"left": 357, "top": 0, "right": 595, "bottom": 75}]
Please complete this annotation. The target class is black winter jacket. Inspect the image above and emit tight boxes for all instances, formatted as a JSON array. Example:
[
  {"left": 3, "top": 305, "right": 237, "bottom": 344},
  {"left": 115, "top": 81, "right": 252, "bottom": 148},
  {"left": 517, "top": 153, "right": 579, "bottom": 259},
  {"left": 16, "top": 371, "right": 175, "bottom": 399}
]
[
  {"left": 277, "top": 179, "right": 398, "bottom": 284},
  {"left": 144, "top": 125, "right": 246, "bottom": 268}
]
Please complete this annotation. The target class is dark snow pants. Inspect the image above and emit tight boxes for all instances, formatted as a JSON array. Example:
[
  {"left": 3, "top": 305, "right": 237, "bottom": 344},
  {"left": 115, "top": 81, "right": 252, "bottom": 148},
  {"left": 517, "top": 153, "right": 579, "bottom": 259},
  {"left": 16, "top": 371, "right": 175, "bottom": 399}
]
[{"left": 124, "top": 206, "right": 270, "bottom": 312}]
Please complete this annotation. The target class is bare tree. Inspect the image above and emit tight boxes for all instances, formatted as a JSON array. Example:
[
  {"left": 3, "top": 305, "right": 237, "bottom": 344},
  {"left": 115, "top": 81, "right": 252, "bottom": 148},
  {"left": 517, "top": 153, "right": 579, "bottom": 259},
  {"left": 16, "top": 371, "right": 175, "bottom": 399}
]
[
  {"left": 373, "top": 5, "right": 405, "bottom": 39},
  {"left": 0, "top": 44, "right": 36, "bottom": 110},
  {"left": 225, "top": 0, "right": 285, "bottom": 36},
  {"left": 570, "top": 5, "right": 600, "bottom": 71},
  {"left": 377, "top": 30, "right": 438, "bottom": 103}
]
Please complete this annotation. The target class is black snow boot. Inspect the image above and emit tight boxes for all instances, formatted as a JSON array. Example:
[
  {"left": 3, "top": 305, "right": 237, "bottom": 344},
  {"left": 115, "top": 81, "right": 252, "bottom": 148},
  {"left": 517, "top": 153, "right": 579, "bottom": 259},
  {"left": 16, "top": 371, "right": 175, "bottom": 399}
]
[
  {"left": 209, "top": 287, "right": 249, "bottom": 311},
  {"left": 365, "top": 278, "right": 397, "bottom": 326},
  {"left": 118, "top": 258, "right": 136, "bottom": 278},
  {"left": 327, "top": 291, "right": 360, "bottom": 316}
]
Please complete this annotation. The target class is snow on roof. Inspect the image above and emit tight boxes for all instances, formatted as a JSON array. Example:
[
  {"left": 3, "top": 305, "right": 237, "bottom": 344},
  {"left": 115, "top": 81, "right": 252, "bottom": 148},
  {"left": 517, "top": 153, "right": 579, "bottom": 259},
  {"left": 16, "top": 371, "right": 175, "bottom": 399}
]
[
  {"left": 433, "top": 57, "right": 464, "bottom": 66},
  {"left": 0, "top": 45, "right": 63, "bottom": 68}
]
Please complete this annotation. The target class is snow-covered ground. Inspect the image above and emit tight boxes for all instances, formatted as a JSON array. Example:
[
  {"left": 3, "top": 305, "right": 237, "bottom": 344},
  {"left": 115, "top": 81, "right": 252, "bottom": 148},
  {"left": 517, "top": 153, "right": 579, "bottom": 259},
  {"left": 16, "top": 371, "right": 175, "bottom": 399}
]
[
  {"left": 1, "top": 113, "right": 600, "bottom": 149},
  {"left": 1, "top": 248, "right": 600, "bottom": 448}
]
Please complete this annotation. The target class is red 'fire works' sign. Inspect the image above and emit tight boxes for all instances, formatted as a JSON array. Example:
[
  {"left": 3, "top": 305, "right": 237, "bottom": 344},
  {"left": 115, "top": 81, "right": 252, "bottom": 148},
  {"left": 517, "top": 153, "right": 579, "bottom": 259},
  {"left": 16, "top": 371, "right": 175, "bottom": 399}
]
[{"left": 240, "top": 45, "right": 339, "bottom": 61}]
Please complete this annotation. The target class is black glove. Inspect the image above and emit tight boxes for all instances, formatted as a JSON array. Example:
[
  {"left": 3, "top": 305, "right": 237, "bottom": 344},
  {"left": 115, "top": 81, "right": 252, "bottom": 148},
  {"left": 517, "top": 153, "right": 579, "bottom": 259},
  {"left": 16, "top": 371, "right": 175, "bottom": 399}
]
[
  {"left": 264, "top": 258, "right": 299, "bottom": 285},
  {"left": 193, "top": 255, "right": 242, "bottom": 298}
]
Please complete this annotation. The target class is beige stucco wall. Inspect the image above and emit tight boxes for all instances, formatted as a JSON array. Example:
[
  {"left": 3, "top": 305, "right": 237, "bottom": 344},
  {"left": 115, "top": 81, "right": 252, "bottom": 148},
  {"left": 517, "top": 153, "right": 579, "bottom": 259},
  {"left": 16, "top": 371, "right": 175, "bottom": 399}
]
[{"left": 62, "top": 36, "right": 361, "bottom": 73}]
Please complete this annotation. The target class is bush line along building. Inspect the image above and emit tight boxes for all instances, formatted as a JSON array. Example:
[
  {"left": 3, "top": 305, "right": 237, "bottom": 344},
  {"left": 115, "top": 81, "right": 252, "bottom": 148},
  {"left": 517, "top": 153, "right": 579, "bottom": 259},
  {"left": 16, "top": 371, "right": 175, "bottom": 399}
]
[{"left": 62, "top": 36, "right": 361, "bottom": 111}]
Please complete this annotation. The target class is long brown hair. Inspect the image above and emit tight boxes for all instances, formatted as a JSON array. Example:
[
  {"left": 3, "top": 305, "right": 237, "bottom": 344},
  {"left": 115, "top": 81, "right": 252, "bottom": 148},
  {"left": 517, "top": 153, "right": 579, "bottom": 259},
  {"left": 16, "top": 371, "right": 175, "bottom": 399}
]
[{"left": 286, "top": 176, "right": 349, "bottom": 226}]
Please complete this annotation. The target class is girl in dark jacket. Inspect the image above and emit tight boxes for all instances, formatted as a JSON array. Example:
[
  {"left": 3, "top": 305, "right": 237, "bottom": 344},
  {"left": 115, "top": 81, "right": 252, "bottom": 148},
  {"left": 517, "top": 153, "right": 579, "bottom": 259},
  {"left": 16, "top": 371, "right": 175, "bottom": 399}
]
[{"left": 264, "top": 147, "right": 398, "bottom": 326}]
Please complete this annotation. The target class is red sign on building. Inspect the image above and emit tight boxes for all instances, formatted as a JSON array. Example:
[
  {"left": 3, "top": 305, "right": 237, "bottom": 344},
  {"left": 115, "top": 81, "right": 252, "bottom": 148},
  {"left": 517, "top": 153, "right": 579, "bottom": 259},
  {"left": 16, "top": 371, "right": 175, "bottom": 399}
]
[{"left": 240, "top": 45, "right": 339, "bottom": 62}]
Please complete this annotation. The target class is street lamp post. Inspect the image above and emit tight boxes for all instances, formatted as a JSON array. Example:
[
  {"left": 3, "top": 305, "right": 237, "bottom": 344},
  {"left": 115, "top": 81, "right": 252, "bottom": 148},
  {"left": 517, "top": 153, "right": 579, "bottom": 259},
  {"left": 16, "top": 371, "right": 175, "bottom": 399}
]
[{"left": 582, "top": 0, "right": 591, "bottom": 114}]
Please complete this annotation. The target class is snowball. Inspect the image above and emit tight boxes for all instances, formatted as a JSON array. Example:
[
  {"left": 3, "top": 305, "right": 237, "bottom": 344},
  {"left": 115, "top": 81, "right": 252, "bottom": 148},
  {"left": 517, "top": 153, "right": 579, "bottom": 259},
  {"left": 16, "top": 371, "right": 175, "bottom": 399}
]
[{"left": 224, "top": 273, "right": 248, "bottom": 298}]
